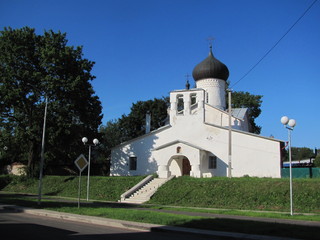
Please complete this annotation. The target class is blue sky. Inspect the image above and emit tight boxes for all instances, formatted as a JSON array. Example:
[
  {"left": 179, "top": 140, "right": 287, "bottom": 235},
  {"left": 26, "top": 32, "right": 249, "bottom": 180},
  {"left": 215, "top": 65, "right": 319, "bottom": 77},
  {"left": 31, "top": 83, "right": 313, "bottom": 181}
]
[{"left": 1, "top": 0, "right": 319, "bottom": 149}]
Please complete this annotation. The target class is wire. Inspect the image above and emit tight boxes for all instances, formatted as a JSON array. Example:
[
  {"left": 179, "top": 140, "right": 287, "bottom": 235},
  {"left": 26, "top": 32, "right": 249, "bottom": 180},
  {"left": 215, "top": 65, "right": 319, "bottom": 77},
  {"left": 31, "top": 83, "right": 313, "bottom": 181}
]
[{"left": 231, "top": 0, "right": 318, "bottom": 88}]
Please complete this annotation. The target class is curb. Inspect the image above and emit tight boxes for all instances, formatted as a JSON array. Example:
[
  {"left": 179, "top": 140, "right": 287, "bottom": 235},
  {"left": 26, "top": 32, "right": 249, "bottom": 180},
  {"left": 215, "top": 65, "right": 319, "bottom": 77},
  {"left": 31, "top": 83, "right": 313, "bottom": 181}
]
[{"left": 2, "top": 204, "right": 300, "bottom": 240}]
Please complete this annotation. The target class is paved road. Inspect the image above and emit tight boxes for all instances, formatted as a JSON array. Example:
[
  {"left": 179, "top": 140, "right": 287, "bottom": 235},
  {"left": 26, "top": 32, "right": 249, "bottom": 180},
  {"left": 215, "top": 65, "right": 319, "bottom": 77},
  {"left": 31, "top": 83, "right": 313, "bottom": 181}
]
[{"left": 0, "top": 206, "right": 225, "bottom": 240}]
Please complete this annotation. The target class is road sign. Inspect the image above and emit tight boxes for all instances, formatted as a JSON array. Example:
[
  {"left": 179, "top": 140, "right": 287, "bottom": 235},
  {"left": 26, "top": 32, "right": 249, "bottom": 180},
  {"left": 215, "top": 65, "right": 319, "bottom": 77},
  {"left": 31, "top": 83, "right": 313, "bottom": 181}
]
[
  {"left": 75, "top": 154, "right": 88, "bottom": 208},
  {"left": 74, "top": 154, "right": 88, "bottom": 172}
]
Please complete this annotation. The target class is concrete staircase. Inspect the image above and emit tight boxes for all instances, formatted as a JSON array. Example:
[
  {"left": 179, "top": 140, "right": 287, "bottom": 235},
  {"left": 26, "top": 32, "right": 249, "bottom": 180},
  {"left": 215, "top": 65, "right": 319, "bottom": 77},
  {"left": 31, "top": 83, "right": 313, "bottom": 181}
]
[{"left": 120, "top": 175, "right": 174, "bottom": 204}]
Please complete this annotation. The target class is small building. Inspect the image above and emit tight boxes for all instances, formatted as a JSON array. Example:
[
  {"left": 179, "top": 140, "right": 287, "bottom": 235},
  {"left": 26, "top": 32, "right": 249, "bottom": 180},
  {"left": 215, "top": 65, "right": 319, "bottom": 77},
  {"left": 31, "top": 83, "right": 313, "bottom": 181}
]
[
  {"left": 111, "top": 46, "right": 283, "bottom": 178},
  {"left": 4, "top": 162, "right": 27, "bottom": 176}
]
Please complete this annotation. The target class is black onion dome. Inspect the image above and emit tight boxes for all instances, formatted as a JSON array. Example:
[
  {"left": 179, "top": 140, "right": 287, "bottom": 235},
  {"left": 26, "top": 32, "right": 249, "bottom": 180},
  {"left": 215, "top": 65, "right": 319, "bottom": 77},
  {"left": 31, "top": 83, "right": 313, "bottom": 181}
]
[{"left": 192, "top": 47, "right": 229, "bottom": 81}]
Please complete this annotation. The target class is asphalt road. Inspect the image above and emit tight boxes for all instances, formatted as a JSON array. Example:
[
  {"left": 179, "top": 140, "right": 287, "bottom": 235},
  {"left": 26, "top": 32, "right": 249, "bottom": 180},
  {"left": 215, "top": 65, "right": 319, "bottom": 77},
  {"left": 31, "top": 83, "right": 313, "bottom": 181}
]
[{"left": 0, "top": 206, "right": 225, "bottom": 240}]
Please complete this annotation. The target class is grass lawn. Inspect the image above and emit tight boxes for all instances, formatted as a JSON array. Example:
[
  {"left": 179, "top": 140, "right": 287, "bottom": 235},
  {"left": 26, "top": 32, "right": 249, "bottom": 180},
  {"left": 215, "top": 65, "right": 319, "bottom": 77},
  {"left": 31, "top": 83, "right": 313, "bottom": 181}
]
[
  {"left": 149, "top": 176, "right": 320, "bottom": 213},
  {"left": 0, "top": 175, "right": 145, "bottom": 201},
  {"left": 1, "top": 175, "right": 320, "bottom": 214}
]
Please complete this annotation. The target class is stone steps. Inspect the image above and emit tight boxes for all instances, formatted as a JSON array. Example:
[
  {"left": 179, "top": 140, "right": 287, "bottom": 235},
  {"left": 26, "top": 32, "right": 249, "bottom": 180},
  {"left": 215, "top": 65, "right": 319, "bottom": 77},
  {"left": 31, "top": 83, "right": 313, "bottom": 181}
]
[{"left": 121, "top": 177, "right": 172, "bottom": 204}]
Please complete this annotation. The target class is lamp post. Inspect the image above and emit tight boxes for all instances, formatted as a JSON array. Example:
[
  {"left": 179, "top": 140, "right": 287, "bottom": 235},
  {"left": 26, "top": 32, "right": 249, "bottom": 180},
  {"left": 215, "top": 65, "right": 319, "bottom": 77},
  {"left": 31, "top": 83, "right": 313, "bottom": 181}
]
[
  {"left": 38, "top": 95, "right": 48, "bottom": 205},
  {"left": 82, "top": 137, "right": 99, "bottom": 201},
  {"left": 24, "top": 84, "right": 48, "bottom": 205},
  {"left": 281, "top": 116, "right": 296, "bottom": 216}
]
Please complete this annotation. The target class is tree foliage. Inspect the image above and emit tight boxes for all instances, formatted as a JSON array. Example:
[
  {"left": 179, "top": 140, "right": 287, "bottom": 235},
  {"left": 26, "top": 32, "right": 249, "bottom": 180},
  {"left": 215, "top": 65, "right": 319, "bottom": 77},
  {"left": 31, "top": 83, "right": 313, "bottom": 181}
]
[
  {"left": 99, "top": 97, "right": 169, "bottom": 158},
  {"left": 229, "top": 91, "right": 263, "bottom": 134},
  {"left": 0, "top": 27, "right": 103, "bottom": 176},
  {"left": 291, "top": 147, "right": 314, "bottom": 161},
  {"left": 314, "top": 154, "right": 320, "bottom": 167},
  {"left": 118, "top": 97, "right": 169, "bottom": 141}
]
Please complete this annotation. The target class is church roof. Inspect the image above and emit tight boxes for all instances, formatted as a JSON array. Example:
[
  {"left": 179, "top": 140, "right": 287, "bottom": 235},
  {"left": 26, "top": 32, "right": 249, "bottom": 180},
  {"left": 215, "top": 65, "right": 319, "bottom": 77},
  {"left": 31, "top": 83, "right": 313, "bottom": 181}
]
[
  {"left": 192, "top": 46, "right": 229, "bottom": 81},
  {"left": 232, "top": 108, "right": 248, "bottom": 121},
  {"left": 153, "top": 139, "right": 208, "bottom": 152}
]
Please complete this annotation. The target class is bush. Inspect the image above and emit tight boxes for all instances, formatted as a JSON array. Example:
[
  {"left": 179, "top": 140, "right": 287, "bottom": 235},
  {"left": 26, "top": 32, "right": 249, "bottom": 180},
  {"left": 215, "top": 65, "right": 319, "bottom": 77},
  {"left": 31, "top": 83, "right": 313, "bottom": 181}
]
[{"left": 314, "top": 155, "right": 320, "bottom": 167}]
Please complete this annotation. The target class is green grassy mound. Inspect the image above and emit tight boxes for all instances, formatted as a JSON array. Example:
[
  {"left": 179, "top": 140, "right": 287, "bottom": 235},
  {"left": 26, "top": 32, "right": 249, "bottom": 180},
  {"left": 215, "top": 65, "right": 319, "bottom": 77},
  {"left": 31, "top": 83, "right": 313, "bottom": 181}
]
[
  {"left": 0, "top": 175, "right": 145, "bottom": 201},
  {"left": 1, "top": 175, "right": 319, "bottom": 213},
  {"left": 148, "top": 176, "right": 320, "bottom": 213}
]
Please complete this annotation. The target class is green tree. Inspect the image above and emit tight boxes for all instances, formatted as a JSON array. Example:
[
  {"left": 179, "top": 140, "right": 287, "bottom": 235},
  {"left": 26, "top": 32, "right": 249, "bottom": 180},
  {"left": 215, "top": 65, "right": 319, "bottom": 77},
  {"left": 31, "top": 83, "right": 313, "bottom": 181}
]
[
  {"left": 98, "top": 120, "right": 122, "bottom": 159},
  {"left": 291, "top": 147, "right": 314, "bottom": 161},
  {"left": 0, "top": 27, "right": 103, "bottom": 176},
  {"left": 99, "top": 97, "right": 169, "bottom": 152},
  {"left": 117, "top": 97, "right": 169, "bottom": 141},
  {"left": 228, "top": 91, "right": 263, "bottom": 134},
  {"left": 314, "top": 154, "right": 320, "bottom": 167}
]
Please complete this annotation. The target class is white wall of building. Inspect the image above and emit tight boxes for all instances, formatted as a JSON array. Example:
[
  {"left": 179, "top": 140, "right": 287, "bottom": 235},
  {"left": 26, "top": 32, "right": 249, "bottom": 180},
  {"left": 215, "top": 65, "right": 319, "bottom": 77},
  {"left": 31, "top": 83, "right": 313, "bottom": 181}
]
[
  {"left": 196, "top": 78, "right": 226, "bottom": 110},
  {"left": 204, "top": 104, "right": 249, "bottom": 131},
  {"left": 111, "top": 89, "right": 282, "bottom": 178}
]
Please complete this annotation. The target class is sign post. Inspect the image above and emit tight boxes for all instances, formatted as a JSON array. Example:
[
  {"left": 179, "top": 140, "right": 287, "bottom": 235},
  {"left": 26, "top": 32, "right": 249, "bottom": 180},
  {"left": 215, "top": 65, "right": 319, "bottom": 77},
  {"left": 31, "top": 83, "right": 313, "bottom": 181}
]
[{"left": 74, "top": 154, "right": 88, "bottom": 208}]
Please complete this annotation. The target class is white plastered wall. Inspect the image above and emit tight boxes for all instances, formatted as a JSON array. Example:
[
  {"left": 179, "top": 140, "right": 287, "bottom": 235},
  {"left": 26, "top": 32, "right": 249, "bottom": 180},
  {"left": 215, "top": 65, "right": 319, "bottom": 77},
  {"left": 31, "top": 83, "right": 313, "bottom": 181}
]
[
  {"left": 111, "top": 89, "right": 282, "bottom": 178},
  {"left": 196, "top": 78, "right": 226, "bottom": 110}
]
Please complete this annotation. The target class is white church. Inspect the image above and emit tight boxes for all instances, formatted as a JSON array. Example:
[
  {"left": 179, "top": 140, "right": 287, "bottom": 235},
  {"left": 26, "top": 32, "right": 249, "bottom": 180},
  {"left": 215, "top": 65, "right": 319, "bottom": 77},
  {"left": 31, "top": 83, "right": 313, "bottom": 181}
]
[{"left": 111, "top": 46, "right": 283, "bottom": 178}]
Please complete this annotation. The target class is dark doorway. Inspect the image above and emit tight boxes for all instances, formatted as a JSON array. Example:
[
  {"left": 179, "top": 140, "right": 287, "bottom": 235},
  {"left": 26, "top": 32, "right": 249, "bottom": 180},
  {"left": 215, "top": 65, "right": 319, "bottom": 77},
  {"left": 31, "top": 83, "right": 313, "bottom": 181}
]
[{"left": 182, "top": 158, "right": 191, "bottom": 176}]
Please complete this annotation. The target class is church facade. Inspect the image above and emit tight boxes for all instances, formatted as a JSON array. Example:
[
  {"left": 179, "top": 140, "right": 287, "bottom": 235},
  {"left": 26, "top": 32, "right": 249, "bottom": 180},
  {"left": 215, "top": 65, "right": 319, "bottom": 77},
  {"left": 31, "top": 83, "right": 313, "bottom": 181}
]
[{"left": 111, "top": 47, "right": 283, "bottom": 178}]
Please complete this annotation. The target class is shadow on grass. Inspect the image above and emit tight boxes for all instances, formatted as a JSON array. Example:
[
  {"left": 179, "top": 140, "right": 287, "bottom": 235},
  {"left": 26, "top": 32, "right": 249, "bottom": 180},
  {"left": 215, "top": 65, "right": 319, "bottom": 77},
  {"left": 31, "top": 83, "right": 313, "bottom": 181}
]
[
  {"left": 0, "top": 175, "right": 12, "bottom": 190},
  {"left": 0, "top": 193, "right": 144, "bottom": 210},
  {"left": 63, "top": 176, "right": 76, "bottom": 182}
]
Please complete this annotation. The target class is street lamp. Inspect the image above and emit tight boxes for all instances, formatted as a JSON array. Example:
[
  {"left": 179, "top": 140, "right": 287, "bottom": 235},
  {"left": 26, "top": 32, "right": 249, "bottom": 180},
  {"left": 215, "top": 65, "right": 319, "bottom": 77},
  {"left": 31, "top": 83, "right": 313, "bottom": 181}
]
[
  {"left": 281, "top": 116, "right": 296, "bottom": 216},
  {"left": 38, "top": 95, "right": 48, "bottom": 206},
  {"left": 82, "top": 137, "right": 99, "bottom": 201},
  {"left": 24, "top": 84, "right": 49, "bottom": 205}
]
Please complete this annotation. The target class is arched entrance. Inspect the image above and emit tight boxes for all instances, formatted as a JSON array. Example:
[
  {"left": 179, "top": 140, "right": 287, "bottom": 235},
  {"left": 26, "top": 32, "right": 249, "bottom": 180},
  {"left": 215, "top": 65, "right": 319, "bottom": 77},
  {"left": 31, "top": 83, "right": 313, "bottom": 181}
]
[
  {"left": 168, "top": 156, "right": 191, "bottom": 177},
  {"left": 182, "top": 158, "right": 191, "bottom": 176}
]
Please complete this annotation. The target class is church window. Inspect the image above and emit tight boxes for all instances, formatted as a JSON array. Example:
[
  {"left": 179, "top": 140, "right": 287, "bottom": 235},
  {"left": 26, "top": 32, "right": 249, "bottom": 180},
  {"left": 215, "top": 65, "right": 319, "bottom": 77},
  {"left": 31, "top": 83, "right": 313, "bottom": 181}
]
[
  {"left": 177, "top": 95, "right": 184, "bottom": 115},
  {"left": 129, "top": 156, "right": 137, "bottom": 170},
  {"left": 176, "top": 146, "right": 181, "bottom": 153},
  {"left": 190, "top": 94, "right": 197, "bottom": 105},
  {"left": 190, "top": 93, "right": 198, "bottom": 114},
  {"left": 209, "top": 156, "right": 217, "bottom": 169}
]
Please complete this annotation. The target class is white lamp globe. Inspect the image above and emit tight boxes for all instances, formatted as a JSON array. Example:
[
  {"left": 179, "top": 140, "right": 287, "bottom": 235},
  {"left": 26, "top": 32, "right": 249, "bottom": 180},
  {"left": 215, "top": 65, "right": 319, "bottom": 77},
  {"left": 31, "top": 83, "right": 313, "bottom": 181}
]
[
  {"left": 281, "top": 116, "right": 289, "bottom": 125},
  {"left": 82, "top": 137, "right": 88, "bottom": 144},
  {"left": 288, "top": 119, "right": 296, "bottom": 128},
  {"left": 93, "top": 138, "right": 99, "bottom": 145}
]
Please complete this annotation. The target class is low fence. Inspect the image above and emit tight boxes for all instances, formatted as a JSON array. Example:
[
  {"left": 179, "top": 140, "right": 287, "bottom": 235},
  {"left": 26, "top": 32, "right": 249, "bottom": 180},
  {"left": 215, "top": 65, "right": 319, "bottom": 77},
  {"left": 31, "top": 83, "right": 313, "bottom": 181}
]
[{"left": 281, "top": 167, "right": 320, "bottom": 178}]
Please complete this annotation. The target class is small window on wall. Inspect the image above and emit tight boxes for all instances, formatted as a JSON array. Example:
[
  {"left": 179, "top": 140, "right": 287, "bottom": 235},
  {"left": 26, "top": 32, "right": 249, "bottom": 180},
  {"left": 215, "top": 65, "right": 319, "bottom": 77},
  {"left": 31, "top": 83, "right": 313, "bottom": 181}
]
[
  {"left": 177, "top": 95, "right": 184, "bottom": 114},
  {"left": 209, "top": 156, "right": 217, "bottom": 169},
  {"left": 190, "top": 94, "right": 197, "bottom": 105},
  {"left": 176, "top": 146, "right": 181, "bottom": 153},
  {"left": 129, "top": 156, "right": 137, "bottom": 170}
]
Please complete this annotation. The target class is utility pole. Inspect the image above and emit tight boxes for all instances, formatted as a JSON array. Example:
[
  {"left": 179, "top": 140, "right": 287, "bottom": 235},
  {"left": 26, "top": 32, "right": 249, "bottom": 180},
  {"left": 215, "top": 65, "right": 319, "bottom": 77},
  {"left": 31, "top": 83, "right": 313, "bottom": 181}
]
[{"left": 227, "top": 89, "right": 232, "bottom": 178}]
